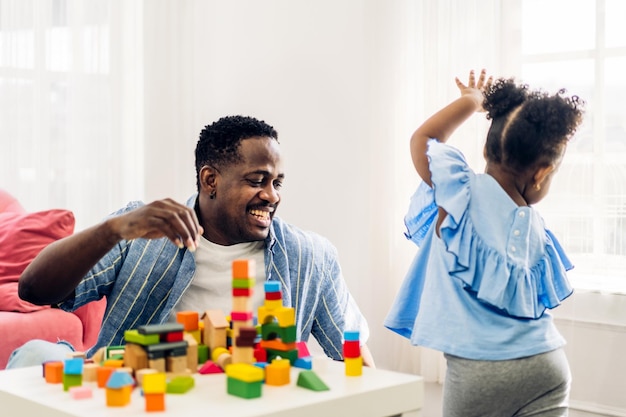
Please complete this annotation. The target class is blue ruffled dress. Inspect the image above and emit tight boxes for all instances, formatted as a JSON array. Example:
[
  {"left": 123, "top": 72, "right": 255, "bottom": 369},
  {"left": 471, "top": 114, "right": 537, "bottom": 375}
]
[{"left": 384, "top": 140, "right": 574, "bottom": 360}]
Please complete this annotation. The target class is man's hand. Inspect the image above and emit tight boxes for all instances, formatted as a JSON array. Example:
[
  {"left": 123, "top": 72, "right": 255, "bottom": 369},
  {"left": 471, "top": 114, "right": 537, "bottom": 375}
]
[{"left": 108, "top": 199, "right": 203, "bottom": 252}]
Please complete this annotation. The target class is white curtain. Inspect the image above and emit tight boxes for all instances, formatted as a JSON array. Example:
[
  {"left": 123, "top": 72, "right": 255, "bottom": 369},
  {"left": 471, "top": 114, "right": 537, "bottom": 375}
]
[{"left": 0, "top": 0, "right": 144, "bottom": 231}]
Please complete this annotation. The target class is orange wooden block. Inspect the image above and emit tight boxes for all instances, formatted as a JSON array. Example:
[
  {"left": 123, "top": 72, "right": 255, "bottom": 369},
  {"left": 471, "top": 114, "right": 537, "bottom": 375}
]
[
  {"left": 176, "top": 311, "right": 199, "bottom": 331},
  {"left": 145, "top": 392, "right": 166, "bottom": 412},
  {"left": 97, "top": 366, "right": 117, "bottom": 388},
  {"left": 232, "top": 259, "right": 255, "bottom": 278},
  {"left": 44, "top": 361, "right": 64, "bottom": 384}
]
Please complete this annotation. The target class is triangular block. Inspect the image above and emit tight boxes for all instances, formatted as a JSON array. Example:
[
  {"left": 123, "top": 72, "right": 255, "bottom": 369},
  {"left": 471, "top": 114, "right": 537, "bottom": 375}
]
[
  {"left": 198, "top": 360, "right": 224, "bottom": 374},
  {"left": 296, "top": 370, "right": 329, "bottom": 391}
]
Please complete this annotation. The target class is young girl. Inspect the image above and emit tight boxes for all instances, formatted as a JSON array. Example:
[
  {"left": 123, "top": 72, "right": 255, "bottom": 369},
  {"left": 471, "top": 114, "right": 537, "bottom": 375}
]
[{"left": 384, "top": 69, "right": 585, "bottom": 416}]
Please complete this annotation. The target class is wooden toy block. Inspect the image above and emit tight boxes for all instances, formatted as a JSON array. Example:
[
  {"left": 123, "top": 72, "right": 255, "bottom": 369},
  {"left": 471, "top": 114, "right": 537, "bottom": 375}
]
[
  {"left": 144, "top": 340, "right": 188, "bottom": 356},
  {"left": 163, "top": 330, "right": 184, "bottom": 342},
  {"left": 253, "top": 346, "right": 268, "bottom": 363},
  {"left": 232, "top": 258, "right": 256, "bottom": 279},
  {"left": 166, "top": 375, "right": 195, "bottom": 394},
  {"left": 297, "top": 370, "right": 330, "bottom": 391},
  {"left": 142, "top": 372, "right": 167, "bottom": 394},
  {"left": 198, "top": 344, "right": 209, "bottom": 364},
  {"left": 227, "top": 376, "right": 262, "bottom": 399},
  {"left": 231, "top": 346, "right": 255, "bottom": 364},
  {"left": 124, "top": 329, "right": 160, "bottom": 345},
  {"left": 82, "top": 363, "right": 99, "bottom": 382},
  {"left": 144, "top": 392, "right": 166, "bottom": 412},
  {"left": 105, "top": 372, "right": 135, "bottom": 407},
  {"left": 198, "top": 361, "right": 224, "bottom": 374},
  {"left": 105, "top": 345, "right": 126, "bottom": 360},
  {"left": 232, "top": 296, "right": 253, "bottom": 312},
  {"left": 176, "top": 310, "right": 199, "bottom": 331},
  {"left": 202, "top": 309, "right": 229, "bottom": 351},
  {"left": 135, "top": 368, "right": 158, "bottom": 386},
  {"left": 225, "top": 363, "right": 264, "bottom": 383},
  {"left": 231, "top": 311, "right": 254, "bottom": 321},
  {"left": 343, "top": 340, "right": 361, "bottom": 358},
  {"left": 232, "top": 287, "right": 252, "bottom": 297},
  {"left": 235, "top": 327, "right": 257, "bottom": 347},
  {"left": 69, "top": 385, "right": 93, "bottom": 399},
  {"left": 187, "top": 329, "right": 202, "bottom": 344},
  {"left": 345, "top": 356, "right": 363, "bottom": 377},
  {"left": 92, "top": 347, "right": 106, "bottom": 364},
  {"left": 137, "top": 322, "right": 184, "bottom": 335},
  {"left": 343, "top": 330, "right": 360, "bottom": 342},
  {"left": 183, "top": 332, "right": 198, "bottom": 372},
  {"left": 264, "top": 281, "right": 281, "bottom": 293},
  {"left": 96, "top": 366, "right": 117, "bottom": 388},
  {"left": 259, "top": 339, "right": 297, "bottom": 351},
  {"left": 124, "top": 342, "right": 149, "bottom": 370},
  {"left": 63, "top": 373, "right": 82, "bottom": 391},
  {"left": 103, "top": 359, "right": 125, "bottom": 368},
  {"left": 296, "top": 341, "right": 311, "bottom": 357},
  {"left": 294, "top": 356, "right": 313, "bottom": 369},
  {"left": 106, "top": 385, "right": 133, "bottom": 407},
  {"left": 264, "top": 290, "right": 282, "bottom": 300},
  {"left": 64, "top": 357, "right": 84, "bottom": 375},
  {"left": 265, "top": 348, "right": 299, "bottom": 365},
  {"left": 44, "top": 361, "right": 64, "bottom": 384},
  {"left": 166, "top": 355, "right": 188, "bottom": 374},
  {"left": 265, "top": 359, "right": 291, "bottom": 386},
  {"left": 66, "top": 351, "right": 86, "bottom": 359},
  {"left": 232, "top": 278, "right": 255, "bottom": 289},
  {"left": 212, "top": 348, "right": 232, "bottom": 370},
  {"left": 148, "top": 358, "right": 166, "bottom": 373},
  {"left": 261, "top": 299, "right": 283, "bottom": 310},
  {"left": 258, "top": 305, "right": 295, "bottom": 327}
]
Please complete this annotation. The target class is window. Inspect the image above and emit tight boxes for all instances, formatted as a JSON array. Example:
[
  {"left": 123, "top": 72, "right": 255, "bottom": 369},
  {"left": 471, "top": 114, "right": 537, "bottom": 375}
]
[
  {"left": 508, "top": 0, "right": 626, "bottom": 292},
  {"left": 0, "top": 0, "right": 142, "bottom": 231}
]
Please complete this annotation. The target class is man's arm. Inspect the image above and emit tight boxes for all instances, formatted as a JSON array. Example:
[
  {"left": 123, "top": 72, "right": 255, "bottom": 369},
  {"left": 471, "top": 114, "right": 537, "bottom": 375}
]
[
  {"left": 19, "top": 198, "right": 202, "bottom": 305},
  {"left": 361, "top": 344, "right": 376, "bottom": 368}
]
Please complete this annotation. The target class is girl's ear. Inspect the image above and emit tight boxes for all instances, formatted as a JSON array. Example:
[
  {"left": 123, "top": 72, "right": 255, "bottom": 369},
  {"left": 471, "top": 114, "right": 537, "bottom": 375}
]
[{"left": 533, "top": 164, "right": 555, "bottom": 188}]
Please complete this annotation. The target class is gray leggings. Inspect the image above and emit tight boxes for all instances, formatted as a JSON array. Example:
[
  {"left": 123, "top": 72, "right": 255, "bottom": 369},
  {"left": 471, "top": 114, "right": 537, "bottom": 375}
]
[{"left": 443, "top": 348, "right": 570, "bottom": 417}]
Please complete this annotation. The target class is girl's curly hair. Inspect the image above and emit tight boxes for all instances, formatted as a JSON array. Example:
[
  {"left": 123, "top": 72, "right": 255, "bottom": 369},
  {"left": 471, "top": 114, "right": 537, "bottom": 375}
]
[{"left": 482, "top": 78, "right": 585, "bottom": 173}]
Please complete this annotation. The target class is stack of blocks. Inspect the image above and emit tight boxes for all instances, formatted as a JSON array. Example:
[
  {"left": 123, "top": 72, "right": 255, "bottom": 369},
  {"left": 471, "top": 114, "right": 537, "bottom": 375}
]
[
  {"left": 123, "top": 323, "right": 190, "bottom": 375},
  {"left": 343, "top": 330, "right": 363, "bottom": 376},
  {"left": 225, "top": 259, "right": 265, "bottom": 398}
]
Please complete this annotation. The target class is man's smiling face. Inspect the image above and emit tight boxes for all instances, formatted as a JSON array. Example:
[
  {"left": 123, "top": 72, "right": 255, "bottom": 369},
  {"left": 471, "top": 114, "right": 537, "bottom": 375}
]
[{"left": 204, "top": 136, "right": 284, "bottom": 245}]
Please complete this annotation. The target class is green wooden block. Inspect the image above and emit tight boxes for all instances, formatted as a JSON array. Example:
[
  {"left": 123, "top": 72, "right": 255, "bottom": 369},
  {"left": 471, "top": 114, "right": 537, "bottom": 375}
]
[
  {"left": 63, "top": 373, "right": 82, "bottom": 391},
  {"left": 124, "top": 329, "right": 160, "bottom": 345},
  {"left": 166, "top": 375, "right": 195, "bottom": 394},
  {"left": 227, "top": 377, "right": 262, "bottom": 399},
  {"left": 265, "top": 348, "right": 299, "bottom": 365},
  {"left": 198, "top": 344, "right": 209, "bottom": 364},
  {"left": 297, "top": 370, "right": 330, "bottom": 391}
]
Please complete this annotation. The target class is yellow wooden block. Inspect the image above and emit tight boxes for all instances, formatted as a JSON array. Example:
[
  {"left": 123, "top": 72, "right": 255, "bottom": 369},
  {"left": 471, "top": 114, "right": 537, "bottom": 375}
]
[
  {"left": 106, "top": 386, "right": 132, "bottom": 407},
  {"left": 345, "top": 356, "right": 363, "bottom": 376},
  {"left": 143, "top": 372, "right": 167, "bottom": 394},
  {"left": 265, "top": 359, "right": 290, "bottom": 386},
  {"left": 225, "top": 363, "right": 264, "bottom": 383},
  {"left": 258, "top": 306, "right": 295, "bottom": 327}
]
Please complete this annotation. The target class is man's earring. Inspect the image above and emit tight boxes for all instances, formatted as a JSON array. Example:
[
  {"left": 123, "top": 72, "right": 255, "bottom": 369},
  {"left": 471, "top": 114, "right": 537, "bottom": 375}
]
[
  {"left": 533, "top": 183, "right": 541, "bottom": 191},
  {"left": 209, "top": 190, "right": 216, "bottom": 199}
]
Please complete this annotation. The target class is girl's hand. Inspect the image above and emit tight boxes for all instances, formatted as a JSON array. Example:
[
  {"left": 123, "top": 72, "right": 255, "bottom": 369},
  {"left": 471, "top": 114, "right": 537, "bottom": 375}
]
[{"left": 455, "top": 69, "right": 493, "bottom": 112}]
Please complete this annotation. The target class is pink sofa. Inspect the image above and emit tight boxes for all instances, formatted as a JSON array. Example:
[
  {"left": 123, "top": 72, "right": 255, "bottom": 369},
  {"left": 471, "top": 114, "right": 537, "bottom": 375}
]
[{"left": 0, "top": 189, "right": 105, "bottom": 369}]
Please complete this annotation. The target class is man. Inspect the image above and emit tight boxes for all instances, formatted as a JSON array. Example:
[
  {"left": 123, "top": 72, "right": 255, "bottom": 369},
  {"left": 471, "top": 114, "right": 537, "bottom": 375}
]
[{"left": 12, "top": 115, "right": 374, "bottom": 368}]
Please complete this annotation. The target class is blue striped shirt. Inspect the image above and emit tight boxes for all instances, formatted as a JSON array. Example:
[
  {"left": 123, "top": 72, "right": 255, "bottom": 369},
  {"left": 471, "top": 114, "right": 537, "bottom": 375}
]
[{"left": 60, "top": 195, "right": 369, "bottom": 360}]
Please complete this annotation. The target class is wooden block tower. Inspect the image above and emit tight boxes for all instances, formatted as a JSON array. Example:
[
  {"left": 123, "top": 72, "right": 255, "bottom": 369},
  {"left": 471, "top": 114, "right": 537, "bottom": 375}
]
[
  {"left": 230, "top": 259, "right": 258, "bottom": 365},
  {"left": 343, "top": 330, "right": 363, "bottom": 376},
  {"left": 257, "top": 281, "right": 298, "bottom": 364}
]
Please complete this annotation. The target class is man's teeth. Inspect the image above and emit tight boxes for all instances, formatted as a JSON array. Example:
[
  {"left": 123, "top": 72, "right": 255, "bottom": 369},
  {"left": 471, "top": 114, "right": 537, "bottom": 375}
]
[{"left": 250, "top": 209, "right": 270, "bottom": 219}]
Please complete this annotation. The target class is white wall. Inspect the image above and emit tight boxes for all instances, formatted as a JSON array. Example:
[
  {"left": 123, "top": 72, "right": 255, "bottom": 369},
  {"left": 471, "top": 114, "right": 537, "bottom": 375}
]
[
  {"left": 140, "top": 0, "right": 420, "bottom": 372},
  {"left": 137, "top": 3, "right": 626, "bottom": 415}
]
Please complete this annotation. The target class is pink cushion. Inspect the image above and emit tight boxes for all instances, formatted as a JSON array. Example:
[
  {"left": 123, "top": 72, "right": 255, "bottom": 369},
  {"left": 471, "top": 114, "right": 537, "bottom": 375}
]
[
  {"left": 0, "top": 189, "right": 26, "bottom": 214},
  {"left": 0, "top": 209, "right": 75, "bottom": 312}
]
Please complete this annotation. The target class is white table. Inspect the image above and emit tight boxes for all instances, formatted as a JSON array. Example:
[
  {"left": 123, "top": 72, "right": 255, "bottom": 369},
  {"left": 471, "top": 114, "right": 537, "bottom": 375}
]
[{"left": 0, "top": 358, "right": 423, "bottom": 417}]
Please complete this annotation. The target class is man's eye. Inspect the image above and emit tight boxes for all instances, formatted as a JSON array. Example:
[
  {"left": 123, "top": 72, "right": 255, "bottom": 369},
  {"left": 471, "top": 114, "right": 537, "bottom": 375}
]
[
  {"left": 247, "top": 179, "right": 263, "bottom": 186},
  {"left": 274, "top": 181, "right": 283, "bottom": 190}
]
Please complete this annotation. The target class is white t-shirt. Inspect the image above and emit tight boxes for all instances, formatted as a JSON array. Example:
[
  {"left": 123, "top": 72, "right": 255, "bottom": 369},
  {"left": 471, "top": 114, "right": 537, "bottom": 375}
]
[{"left": 170, "top": 236, "right": 266, "bottom": 321}]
